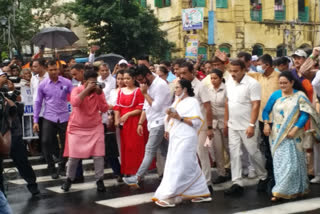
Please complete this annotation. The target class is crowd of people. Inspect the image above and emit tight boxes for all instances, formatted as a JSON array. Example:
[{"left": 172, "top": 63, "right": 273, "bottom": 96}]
[{"left": 0, "top": 45, "right": 320, "bottom": 211}]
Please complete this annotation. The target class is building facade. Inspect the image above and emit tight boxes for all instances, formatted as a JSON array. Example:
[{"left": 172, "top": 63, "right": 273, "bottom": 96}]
[{"left": 141, "top": 0, "right": 320, "bottom": 59}]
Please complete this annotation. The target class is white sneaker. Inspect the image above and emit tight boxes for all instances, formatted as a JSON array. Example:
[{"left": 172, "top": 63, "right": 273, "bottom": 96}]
[
  {"left": 310, "top": 176, "right": 320, "bottom": 184},
  {"left": 248, "top": 170, "right": 257, "bottom": 179}
]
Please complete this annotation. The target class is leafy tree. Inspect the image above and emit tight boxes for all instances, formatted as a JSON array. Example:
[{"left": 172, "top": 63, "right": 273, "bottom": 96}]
[
  {"left": 0, "top": 0, "right": 61, "bottom": 60},
  {"left": 66, "top": 0, "right": 174, "bottom": 60}
]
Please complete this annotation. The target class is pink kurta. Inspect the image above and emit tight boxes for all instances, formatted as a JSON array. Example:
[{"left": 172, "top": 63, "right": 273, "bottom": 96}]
[{"left": 63, "top": 85, "right": 109, "bottom": 158}]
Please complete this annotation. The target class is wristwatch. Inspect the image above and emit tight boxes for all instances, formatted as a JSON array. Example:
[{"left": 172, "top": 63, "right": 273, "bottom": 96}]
[
  {"left": 207, "top": 126, "right": 213, "bottom": 130},
  {"left": 180, "top": 117, "right": 184, "bottom": 122}
]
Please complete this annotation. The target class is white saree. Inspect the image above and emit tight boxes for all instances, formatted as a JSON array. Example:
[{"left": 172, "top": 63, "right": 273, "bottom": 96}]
[{"left": 152, "top": 97, "right": 210, "bottom": 203}]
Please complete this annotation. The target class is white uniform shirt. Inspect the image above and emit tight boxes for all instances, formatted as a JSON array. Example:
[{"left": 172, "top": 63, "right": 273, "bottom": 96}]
[
  {"left": 98, "top": 75, "right": 116, "bottom": 124},
  {"left": 226, "top": 74, "right": 261, "bottom": 130},
  {"left": 312, "top": 70, "right": 320, "bottom": 97},
  {"left": 98, "top": 75, "right": 116, "bottom": 104},
  {"left": 143, "top": 75, "right": 171, "bottom": 131},
  {"left": 192, "top": 77, "right": 211, "bottom": 130},
  {"left": 30, "top": 72, "right": 49, "bottom": 117}
]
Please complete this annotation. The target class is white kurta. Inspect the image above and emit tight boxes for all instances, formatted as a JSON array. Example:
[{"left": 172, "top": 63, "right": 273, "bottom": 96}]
[{"left": 152, "top": 97, "right": 210, "bottom": 202}]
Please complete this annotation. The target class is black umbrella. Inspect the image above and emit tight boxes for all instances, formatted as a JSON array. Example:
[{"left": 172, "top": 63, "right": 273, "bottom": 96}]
[
  {"left": 95, "top": 53, "right": 124, "bottom": 71},
  {"left": 31, "top": 27, "right": 79, "bottom": 49}
]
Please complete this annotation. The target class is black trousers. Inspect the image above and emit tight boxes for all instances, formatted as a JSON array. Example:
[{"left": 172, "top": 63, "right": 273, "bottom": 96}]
[
  {"left": 0, "top": 135, "right": 37, "bottom": 194},
  {"left": 258, "top": 121, "right": 274, "bottom": 179},
  {"left": 41, "top": 119, "right": 67, "bottom": 169},
  {"left": 10, "top": 135, "right": 37, "bottom": 185},
  {"left": 104, "top": 126, "right": 121, "bottom": 176}
]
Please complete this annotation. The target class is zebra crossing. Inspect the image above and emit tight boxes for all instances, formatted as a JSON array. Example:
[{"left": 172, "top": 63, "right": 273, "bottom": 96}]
[{"left": 4, "top": 156, "right": 320, "bottom": 213}]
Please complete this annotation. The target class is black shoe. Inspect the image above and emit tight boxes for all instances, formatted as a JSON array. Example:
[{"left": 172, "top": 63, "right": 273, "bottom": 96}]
[
  {"left": 257, "top": 178, "right": 269, "bottom": 192},
  {"left": 61, "top": 178, "right": 72, "bottom": 192},
  {"left": 116, "top": 175, "right": 123, "bottom": 183},
  {"left": 208, "top": 185, "right": 214, "bottom": 195},
  {"left": 213, "top": 176, "right": 228, "bottom": 184},
  {"left": 224, "top": 184, "right": 244, "bottom": 195},
  {"left": 48, "top": 167, "right": 59, "bottom": 179},
  {"left": 96, "top": 180, "right": 106, "bottom": 192},
  {"left": 73, "top": 175, "right": 85, "bottom": 184},
  {"left": 58, "top": 164, "right": 66, "bottom": 176},
  {"left": 27, "top": 183, "right": 40, "bottom": 196}
]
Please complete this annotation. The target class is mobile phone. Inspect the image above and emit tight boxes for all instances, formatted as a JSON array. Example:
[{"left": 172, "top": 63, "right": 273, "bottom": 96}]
[{"left": 168, "top": 107, "right": 176, "bottom": 113}]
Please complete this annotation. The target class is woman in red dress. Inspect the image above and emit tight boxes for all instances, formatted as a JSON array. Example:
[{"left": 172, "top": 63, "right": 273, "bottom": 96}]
[{"left": 114, "top": 70, "right": 148, "bottom": 175}]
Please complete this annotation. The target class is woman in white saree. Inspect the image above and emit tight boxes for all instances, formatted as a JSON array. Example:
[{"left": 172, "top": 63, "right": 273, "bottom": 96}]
[{"left": 152, "top": 79, "right": 211, "bottom": 207}]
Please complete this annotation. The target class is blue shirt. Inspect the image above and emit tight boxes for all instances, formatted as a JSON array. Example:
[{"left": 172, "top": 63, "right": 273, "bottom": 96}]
[{"left": 262, "top": 89, "right": 309, "bottom": 128}]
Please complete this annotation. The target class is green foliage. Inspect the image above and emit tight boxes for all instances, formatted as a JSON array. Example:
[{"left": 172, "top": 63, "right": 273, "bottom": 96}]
[
  {"left": 67, "top": 0, "right": 174, "bottom": 60},
  {"left": 0, "top": 0, "right": 61, "bottom": 58}
]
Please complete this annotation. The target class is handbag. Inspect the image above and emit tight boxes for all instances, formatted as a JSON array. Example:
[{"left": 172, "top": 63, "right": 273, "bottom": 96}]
[{"left": 0, "top": 130, "right": 11, "bottom": 156}]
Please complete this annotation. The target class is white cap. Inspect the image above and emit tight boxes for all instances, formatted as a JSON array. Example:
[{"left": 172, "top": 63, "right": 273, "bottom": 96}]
[
  {"left": 118, "top": 59, "right": 128, "bottom": 65},
  {"left": 292, "top": 49, "right": 307, "bottom": 58},
  {"left": 252, "top": 55, "right": 258, "bottom": 61}
]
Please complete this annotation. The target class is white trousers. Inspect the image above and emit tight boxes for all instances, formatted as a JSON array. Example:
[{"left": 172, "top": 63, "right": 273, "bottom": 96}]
[
  {"left": 211, "top": 127, "right": 229, "bottom": 176},
  {"left": 228, "top": 128, "right": 267, "bottom": 186},
  {"left": 197, "top": 130, "right": 213, "bottom": 185},
  {"left": 314, "top": 143, "right": 320, "bottom": 177}
]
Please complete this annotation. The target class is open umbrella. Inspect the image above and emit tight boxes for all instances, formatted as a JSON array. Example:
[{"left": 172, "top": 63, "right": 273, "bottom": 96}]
[
  {"left": 95, "top": 53, "right": 124, "bottom": 71},
  {"left": 31, "top": 27, "right": 79, "bottom": 49}
]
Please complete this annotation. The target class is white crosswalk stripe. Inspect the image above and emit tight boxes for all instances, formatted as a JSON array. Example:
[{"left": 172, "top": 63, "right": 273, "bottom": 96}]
[
  {"left": 9, "top": 169, "right": 113, "bottom": 185},
  {"left": 46, "top": 174, "right": 159, "bottom": 194},
  {"left": 94, "top": 178, "right": 260, "bottom": 208},
  {"left": 96, "top": 192, "right": 155, "bottom": 208},
  {"left": 3, "top": 156, "right": 41, "bottom": 163},
  {"left": 4, "top": 159, "right": 94, "bottom": 171},
  {"left": 234, "top": 197, "right": 320, "bottom": 214}
]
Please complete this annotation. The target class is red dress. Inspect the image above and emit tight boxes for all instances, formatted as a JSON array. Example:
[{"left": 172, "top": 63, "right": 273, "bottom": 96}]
[{"left": 113, "top": 88, "right": 148, "bottom": 175}]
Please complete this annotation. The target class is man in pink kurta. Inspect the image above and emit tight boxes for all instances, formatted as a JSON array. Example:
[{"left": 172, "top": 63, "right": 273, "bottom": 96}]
[{"left": 61, "top": 70, "right": 109, "bottom": 192}]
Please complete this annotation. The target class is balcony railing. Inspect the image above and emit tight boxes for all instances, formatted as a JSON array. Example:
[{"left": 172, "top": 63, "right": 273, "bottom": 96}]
[
  {"left": 250, "top": 9, "right": 262, "bottom": 22},
  {"left": 298, "top": 7, "right": 309, "bottom": 22},
  {"left": 275, "top": 6, "right": 285, "bottom": 21}
]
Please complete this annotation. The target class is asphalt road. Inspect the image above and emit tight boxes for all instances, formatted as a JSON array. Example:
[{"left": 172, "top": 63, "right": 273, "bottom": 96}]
[{"left": 3, "top": 157, "right": 320, "bottom": 214}]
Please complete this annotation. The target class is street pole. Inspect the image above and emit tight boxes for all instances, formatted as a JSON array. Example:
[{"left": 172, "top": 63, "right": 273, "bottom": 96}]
[{"left": 8, "top": 16, "right": 11, "bottom": 59}]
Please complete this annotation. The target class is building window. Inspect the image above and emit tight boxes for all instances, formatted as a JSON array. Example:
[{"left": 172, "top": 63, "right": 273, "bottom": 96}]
[
  {"left": 138, "top": 0, "right": 147, "bottom": 7},
  {"left": 276, "top": 45, "right": 287, "bottom": 57},
  {"left": 155, "top": 0, "right": 170, "bottom": 8},
  {"left": 219, "top": 45, "right": 230, "bottom": 55},
  {"left": 298, "top": 0, "right": 309, "bottom": 22},
  {"left": 250, "top": 0, "right": 262, "bottom": 22},
  {"left": 216, "top": 0, "right": 228, "bottom": 8},
  {"left": 274, "top": 0, "right": 285, "bottom": 21},
  {"left": 252, "top": 44, "right": 263, "bottom": 56},
  {"left": 192, "top": 0, "right": 206, "bottom": 7}
]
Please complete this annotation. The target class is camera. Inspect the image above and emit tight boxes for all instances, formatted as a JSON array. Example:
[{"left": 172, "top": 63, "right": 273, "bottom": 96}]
[
  {"left": 95, "top": 82, "right": 105, "bottom": 89},
  {"left": 0, "top": 88, "right": 21, "bottom": 102}
]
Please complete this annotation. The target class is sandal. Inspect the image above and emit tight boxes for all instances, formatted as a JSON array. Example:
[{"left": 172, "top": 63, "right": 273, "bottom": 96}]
[
  {"left": 271, "top": 196, "right": 281, "bottom": 202},
  {"left": 155, "top": 200, "right": 176, "bottom": 208},
  {"left": 191, "top": 197, "right": 212, "bottom": 203}
]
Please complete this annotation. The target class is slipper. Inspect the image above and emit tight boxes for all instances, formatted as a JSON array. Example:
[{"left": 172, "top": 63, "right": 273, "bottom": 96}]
[
  {"left": 191, "top": 197, "right": 212, "bottom": 203},
  {"left": 155, "top": 200, "right": 176, "bottom": 208}
]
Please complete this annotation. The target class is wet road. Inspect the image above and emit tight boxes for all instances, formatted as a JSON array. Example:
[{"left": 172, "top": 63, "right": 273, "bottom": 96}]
[{"left": 3, "top": 157, "right": 320, "bottom": 214}]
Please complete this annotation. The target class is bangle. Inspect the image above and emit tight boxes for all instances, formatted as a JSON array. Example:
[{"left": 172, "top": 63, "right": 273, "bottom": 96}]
[
  {"left": 138, "top": 123, "right": 143, "bottom": 126},
  {"left": 249, "top": 123, "right": 255, "bottom": 127},
  {"left": 310, "top": 55, "right": 315, "bottom": 60}
]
